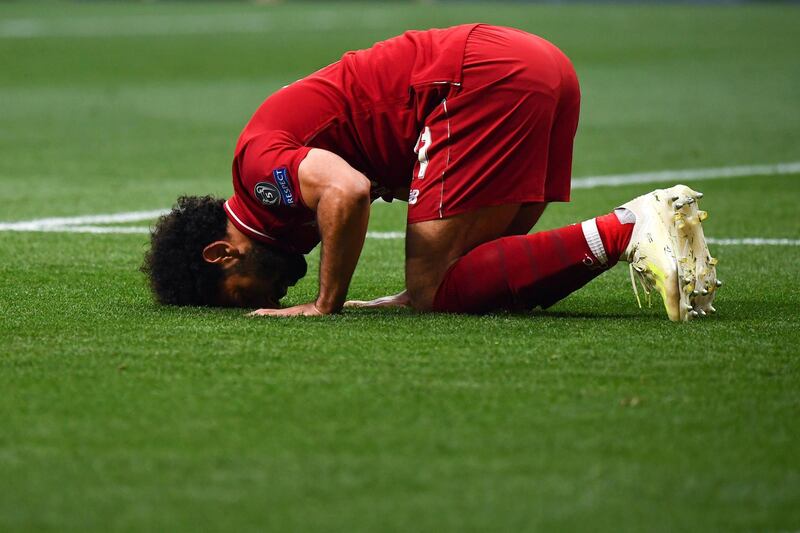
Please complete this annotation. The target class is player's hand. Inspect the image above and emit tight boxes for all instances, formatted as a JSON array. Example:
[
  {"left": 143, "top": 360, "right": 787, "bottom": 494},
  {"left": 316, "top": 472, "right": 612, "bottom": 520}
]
[
  {"left": 344, "top": 290, "right": 410, "bottom": 309},
  {"left": 248, "top": 302, "right": 325, "bottom": 317}
]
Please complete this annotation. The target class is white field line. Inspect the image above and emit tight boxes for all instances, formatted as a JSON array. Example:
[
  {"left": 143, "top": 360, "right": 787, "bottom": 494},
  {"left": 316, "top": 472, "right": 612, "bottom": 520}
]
[
  {"left": 572, "top": 161, "right": 800, "bottom": 189},
  {"left": 1, "top": 161, "right": 798, "bottom": 247},
  {"left": 0, "top": 209, "right": 169, "bottom": 228},
  {"left": 367, "top": 231, "right": 405, "bottom": 240},
  {"left": 707, "top": 238, "right": 800, "bottom": 246},
  {"left": 0, "top": 224, "right": 152, "bottom": 235}
]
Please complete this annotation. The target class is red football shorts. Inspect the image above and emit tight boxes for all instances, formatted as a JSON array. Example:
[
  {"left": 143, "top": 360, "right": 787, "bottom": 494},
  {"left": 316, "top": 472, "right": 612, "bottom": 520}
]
[{"left": 407, "top": 25, "right": 581, "bottom": 224}]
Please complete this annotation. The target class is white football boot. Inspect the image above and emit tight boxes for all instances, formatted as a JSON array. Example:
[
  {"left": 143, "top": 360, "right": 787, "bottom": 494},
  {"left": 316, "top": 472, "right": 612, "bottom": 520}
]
[{"left": 619, "top": 184, "right": 720, "bottom": 322}]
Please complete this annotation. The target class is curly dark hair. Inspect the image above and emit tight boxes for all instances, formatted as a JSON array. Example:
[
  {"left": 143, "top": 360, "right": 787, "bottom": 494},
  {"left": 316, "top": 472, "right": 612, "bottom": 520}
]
[{"left": 141, "top": 195, "right": 229, "bottom": 306}]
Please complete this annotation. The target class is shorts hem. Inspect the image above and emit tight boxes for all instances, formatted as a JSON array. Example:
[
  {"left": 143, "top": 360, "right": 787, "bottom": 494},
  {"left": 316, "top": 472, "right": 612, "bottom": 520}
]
[{"left": 406, "top": 194, "right": 571, "bottom": 225}]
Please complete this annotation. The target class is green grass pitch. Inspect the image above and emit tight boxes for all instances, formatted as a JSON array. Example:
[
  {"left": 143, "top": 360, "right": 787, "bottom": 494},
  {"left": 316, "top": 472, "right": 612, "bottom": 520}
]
[{"left": 1, "top": 2, "right": 799, "bottom": 531}]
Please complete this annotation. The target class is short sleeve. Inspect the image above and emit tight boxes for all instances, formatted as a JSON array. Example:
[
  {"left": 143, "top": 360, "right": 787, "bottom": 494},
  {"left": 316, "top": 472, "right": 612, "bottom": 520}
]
[
  {"left": 238, "top": 131, "right": 312, "bottom": 210},
  {"left": 225, "top": 131, "right": 320, "bottom": 254}
]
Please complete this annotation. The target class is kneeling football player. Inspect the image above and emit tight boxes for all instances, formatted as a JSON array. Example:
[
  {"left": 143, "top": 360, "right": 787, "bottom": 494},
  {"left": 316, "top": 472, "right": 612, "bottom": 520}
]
[{"left": 142, "top": 24, "right": 719, "bottom": 321}]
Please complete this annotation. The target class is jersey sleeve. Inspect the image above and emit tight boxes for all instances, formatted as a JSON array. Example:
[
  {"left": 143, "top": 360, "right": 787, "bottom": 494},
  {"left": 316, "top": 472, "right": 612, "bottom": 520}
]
[
  {"left": 225, "top": 131, "right": 321, "bottom": 254},
  {"left": 238, "top": 131, "right": 312, "bottom": 209}
]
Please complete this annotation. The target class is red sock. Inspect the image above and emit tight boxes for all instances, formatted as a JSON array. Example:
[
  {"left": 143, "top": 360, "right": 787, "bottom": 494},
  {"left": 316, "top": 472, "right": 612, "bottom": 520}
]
[
  {"left": 595, "top": 211, "right": 633, "bottom": 262},
  {"left": 432, "top": 212, "right": 634, "bottom": 313}
]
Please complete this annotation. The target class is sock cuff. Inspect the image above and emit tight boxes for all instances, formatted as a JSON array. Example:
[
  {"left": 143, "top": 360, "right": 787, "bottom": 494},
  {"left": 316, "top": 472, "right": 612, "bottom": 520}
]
[
  {"left": 581, "top": 219, "right": 608, "bottom": 265},
  {"left": 614, "top": 207, "right": 636, "bottom": 225}
]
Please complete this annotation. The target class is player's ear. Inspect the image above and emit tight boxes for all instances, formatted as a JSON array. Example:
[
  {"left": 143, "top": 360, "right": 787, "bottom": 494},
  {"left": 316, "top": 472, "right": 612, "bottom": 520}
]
[{"left": 202, "top": 241, "right": 239, "bottom": 265}]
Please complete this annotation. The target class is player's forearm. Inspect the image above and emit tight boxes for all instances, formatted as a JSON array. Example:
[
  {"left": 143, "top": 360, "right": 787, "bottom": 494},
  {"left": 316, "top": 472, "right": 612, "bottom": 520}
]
[{"left": 314, "top": 189, "right": 371, "bottom": 314}]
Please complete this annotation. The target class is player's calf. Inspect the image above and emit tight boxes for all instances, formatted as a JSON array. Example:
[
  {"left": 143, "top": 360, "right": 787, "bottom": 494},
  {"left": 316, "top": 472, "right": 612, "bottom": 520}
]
[{"left": 431, "top": 213, "right": 633, "bottom": 313}]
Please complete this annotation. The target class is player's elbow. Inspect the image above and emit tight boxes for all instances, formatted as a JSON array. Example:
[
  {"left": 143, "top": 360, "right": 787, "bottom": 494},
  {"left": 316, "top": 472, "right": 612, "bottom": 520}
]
[
  {"left": 329, "top": 172, "right": 371, "bottom": 207},
  {"left": 345, "top": 172, "right": 372, "bottom": 203}
]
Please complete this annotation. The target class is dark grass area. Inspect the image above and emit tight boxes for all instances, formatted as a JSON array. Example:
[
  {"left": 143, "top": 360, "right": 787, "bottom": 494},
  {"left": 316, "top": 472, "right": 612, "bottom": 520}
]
[{"left": 1, "top": 2, "right": 799, "bottom": 531}]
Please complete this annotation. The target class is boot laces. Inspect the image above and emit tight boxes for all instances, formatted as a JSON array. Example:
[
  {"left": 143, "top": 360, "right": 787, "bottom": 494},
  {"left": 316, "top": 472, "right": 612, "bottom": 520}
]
[{"left": 628, "top": 246, "right": 654, "bottom": 309}]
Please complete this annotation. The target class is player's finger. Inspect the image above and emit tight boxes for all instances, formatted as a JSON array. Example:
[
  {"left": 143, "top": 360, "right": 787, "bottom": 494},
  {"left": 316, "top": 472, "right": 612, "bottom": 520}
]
[{"left": 248, "top": 309, "right": 279, "bottom": 316}]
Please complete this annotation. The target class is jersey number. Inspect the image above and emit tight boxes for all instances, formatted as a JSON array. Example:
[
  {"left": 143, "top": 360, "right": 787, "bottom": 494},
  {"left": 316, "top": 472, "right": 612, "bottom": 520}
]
[{"left": 414, "top": 127, "right": 432, "bottom": 179}]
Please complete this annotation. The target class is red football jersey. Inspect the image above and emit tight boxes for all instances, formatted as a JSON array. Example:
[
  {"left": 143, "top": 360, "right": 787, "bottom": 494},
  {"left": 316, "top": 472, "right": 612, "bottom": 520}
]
[{"left": 225, "top": 24, "right": 478, "bottom": 253}]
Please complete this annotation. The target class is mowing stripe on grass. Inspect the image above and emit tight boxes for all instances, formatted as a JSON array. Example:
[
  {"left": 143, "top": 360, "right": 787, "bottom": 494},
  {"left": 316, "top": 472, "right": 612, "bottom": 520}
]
[
  {"left": 0, "top": 11, "right": 394, "bottom": 39},
  {"left": 1, "top": 161, "right": 798, "bottom": 244}
]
